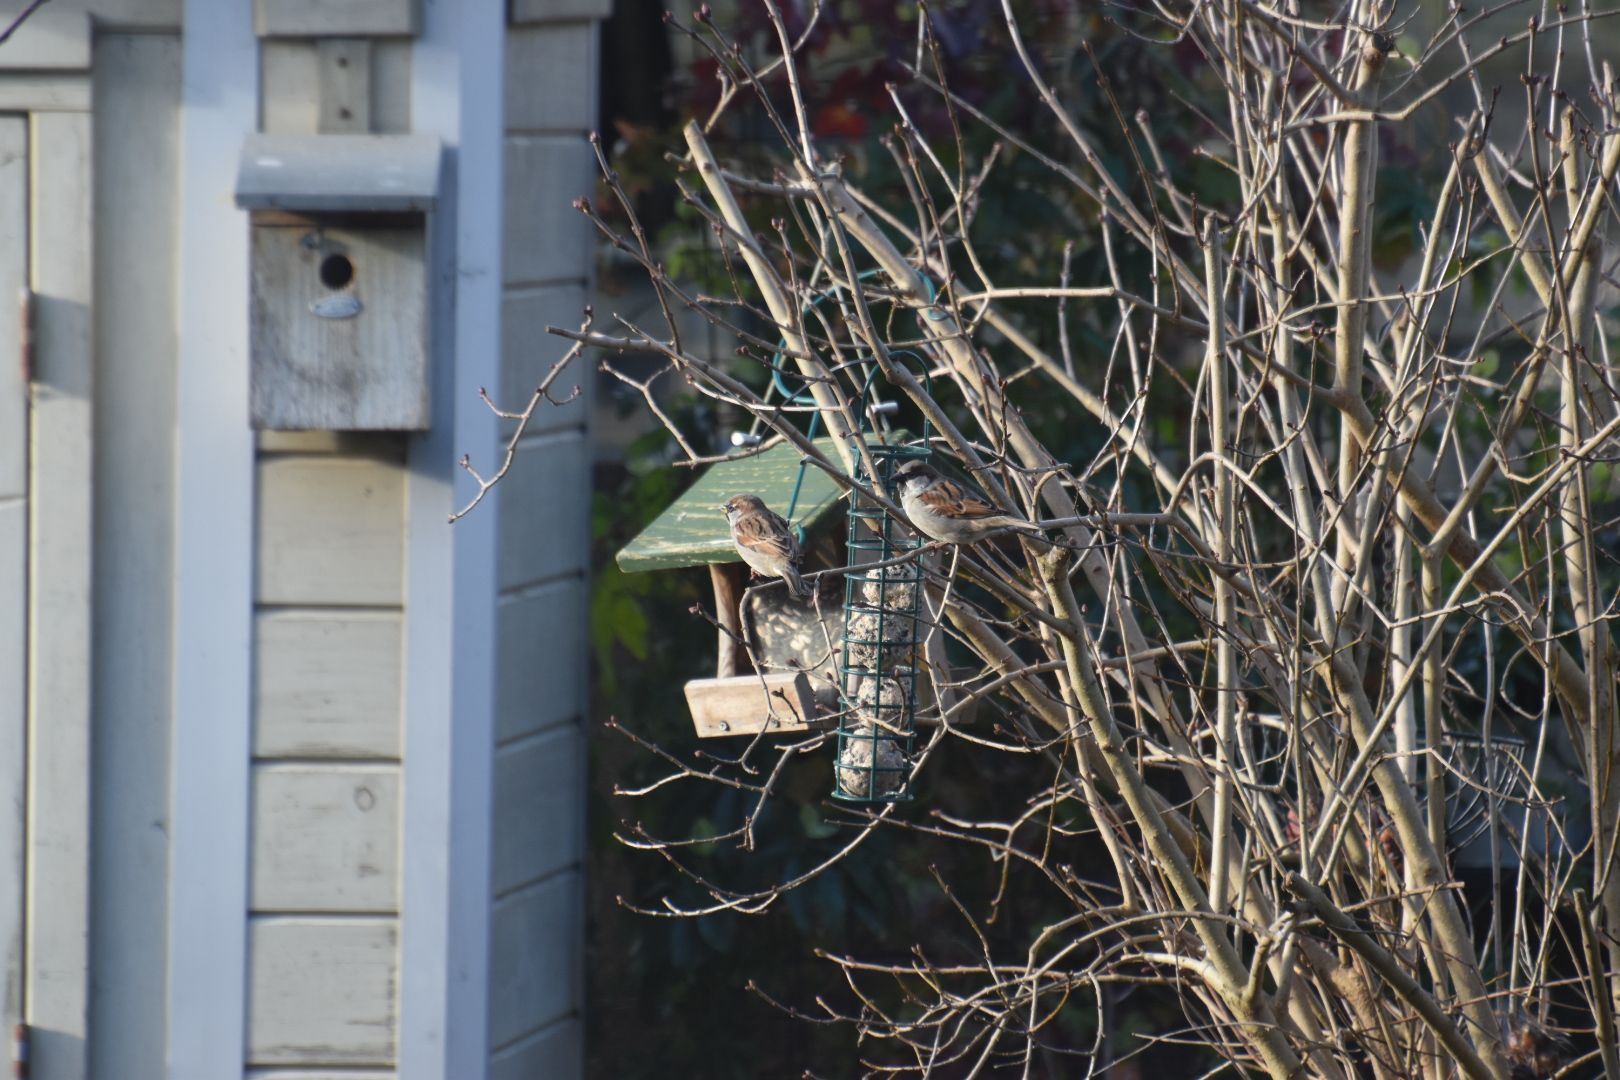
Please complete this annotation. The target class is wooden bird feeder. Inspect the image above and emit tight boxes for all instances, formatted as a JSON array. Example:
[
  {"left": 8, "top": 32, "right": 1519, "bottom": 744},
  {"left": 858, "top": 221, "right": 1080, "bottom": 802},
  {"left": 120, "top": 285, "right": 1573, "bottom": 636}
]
[{"left": 615, "top": 438, "right": 847, "bottom": 738}]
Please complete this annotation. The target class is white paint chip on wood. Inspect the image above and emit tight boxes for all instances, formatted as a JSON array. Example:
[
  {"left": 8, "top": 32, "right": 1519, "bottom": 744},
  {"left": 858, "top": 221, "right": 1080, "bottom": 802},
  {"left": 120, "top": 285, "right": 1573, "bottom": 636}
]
[
  {"left": 257, "top": 454, "right": 406, "bottom": 605},
  {"left": 502, "top": 135, "right": 594, "bottom": 286},
  {"left": 500, "top": 284, "right": 589, "bottom": 436},
  {"left": 495, "top": 581, "right": 586, "bottom": 744},
  {"left": 495, "top": 433, "right": 589, "bottom": 591},
  {"left": 489, "top": 1017, "right": 581, "bottom": 1080},
  {"left": 251, "top": 765, "right": 401, "bottom": 913},
  {"left": 491, "top": 725, "right": 582, "bottom": 896},
  {"left": 504, "top": 24, "right": 597, "bottom": 132},
  {"left": 248, "top": 917, "right": 398, "bottom": 1066},
  {"left": 487, "top": 873, "right": 580, "bottom": 1050},
  {"left": 255, "top": 611, "right": 402, "bottom": 759}
]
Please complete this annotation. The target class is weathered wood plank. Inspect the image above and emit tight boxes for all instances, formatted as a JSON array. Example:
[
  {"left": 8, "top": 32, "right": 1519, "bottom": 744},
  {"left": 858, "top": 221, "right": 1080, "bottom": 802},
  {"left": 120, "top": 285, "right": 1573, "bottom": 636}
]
[
  {"left": 0, "top": 11, "right": 89, "bottom": 70},
  {"left": 685, "top": 672, "right": 823, "bottom": 738},
  {"left": 502, "top": 135, "right": 593, "bottom": 286},
  {"left": 492, "top": 726, "right": 582, "bottom": 897},
  {"left": 26, "top": 108, "right": 93, "bottom": 1080},
  {"left": 257, "top": 453, "right": 406, "bottom": 605},
  {"left": 317, "top": 39, "right": 371, "bottom": 135},
  {"left": 248, "top": 1071, "right": 395, "bottom": 1080},
  {"left": 510, "top": 0, "right": 611, "bottom": 23},
  {"left": 0, "top": 115, "right": 22, "bottom": 1023},
  {"left": 255, "top": 610, "right": 402, "bottom": 759},
  {"left": 500, "top": 284, "right": 588, "bottom": 436},
  {"left": 0, "top": 75, "right": 91, "bottom": 113},
  {"left": 261, "top": 41, "right": 319, "bottom": 135},
  {"left": 370, "top": 40, "right": 411, "bottom": 135},
  {"left": 89, "top": 34, "right": 181, "bottom": 1080},
  {"left": 487, "top": 873, "right": 579, "bottom": 1050},
  {"left": 248, "top": 917, "right": 398, "bottom": 1065},
  {"left": 0, "top": 117, "right": 25, "bottom": 499},
  {"left": 0, "top": 504, "right": 23, "bottom": 1025},
  {"left": 489, "top": 1017, "right": 580, "bottom": 1079},
  {"left": 495, "top": 578, "right": 585, "bottom": 744},
  {"left": 505, "top": 24, "right": 597, "bottom": 132},
  {"left": 255, "top": 0, "right": 417, "bottom": 37},
  {"left": 495, "top": 432, "right": 589, "bottom": 591},
  {"left": 249, "top": 219, "right": 429, "bottom": 431},
  {"left": 251, "top": 765, "right": 401, "bottom": 913}
]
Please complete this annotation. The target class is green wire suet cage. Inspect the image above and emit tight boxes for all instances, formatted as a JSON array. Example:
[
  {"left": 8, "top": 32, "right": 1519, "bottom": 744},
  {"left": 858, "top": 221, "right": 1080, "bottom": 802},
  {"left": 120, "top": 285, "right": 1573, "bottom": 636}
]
[{"left": 832, "top": 355, "right": 933, "bottom": 804}]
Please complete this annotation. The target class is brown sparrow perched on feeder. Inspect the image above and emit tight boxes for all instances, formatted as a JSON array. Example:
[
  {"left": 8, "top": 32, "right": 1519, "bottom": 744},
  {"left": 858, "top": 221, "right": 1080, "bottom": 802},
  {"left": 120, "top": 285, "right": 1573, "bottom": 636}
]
[
  {"left": 721, "top": 494, "right": 810, "bottom": 598},
  {"left": 893, "top": 460, "right": 1045, "bottom": 545}
]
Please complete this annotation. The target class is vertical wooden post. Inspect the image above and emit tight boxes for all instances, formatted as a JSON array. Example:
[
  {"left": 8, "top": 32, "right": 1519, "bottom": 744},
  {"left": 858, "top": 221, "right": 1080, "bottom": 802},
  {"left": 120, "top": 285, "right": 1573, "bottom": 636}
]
[{"left": 710, "top": 563, "right": 747, "bottom": 678}]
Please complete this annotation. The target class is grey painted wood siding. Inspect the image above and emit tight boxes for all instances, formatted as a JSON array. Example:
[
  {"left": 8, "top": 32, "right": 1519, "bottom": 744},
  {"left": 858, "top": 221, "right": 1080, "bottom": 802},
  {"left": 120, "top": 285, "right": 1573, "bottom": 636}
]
[{"left": 487, "top": 13, "right": 599, "bottom": 1077}]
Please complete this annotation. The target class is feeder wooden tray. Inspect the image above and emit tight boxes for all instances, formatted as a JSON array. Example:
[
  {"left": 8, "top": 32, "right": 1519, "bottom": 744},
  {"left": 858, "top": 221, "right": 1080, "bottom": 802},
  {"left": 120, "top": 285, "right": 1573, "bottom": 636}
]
[{"left": 685, "top": 671, "right": 826, "bottom": 738}]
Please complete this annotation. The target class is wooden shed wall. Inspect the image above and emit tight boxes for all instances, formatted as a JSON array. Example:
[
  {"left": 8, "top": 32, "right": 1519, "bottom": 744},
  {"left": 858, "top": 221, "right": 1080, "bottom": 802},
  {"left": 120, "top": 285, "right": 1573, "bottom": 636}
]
[
  {"left": 89, "top": 32, "right": 182, "bottom": 1080},
  {"left": 244, "top": 42, "right": 419, "bottom": 1079},
  {"left": 487, "top": 4, "right": 603, "bottom": 1077}
]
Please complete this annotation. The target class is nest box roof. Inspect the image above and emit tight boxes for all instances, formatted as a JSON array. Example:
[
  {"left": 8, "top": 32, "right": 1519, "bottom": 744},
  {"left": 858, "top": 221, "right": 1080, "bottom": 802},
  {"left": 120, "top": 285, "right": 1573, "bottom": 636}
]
[
  {"left": 234, "top": 133, "right": 443, "bottom": 213},
  {"left": 616, "top": 438, "right": 846, "bottom": 573}
]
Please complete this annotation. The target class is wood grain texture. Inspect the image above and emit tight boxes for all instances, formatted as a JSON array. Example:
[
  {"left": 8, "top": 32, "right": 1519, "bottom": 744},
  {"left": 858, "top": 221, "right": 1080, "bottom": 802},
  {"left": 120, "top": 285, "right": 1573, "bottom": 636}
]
[
  {"left": 495, "top": 432, "right": 589, "bottom": 591},
  {"left": 248, "top": 1071, "right": 394, "bottom": 1080},
  {"left": 500, "top": 284, "right": 588, "bottom": 436},
  {"left": 0, "top": 115, "right": 27, "bottom": 500},
  {"left": 89, "top": 35, "right": 182, "bottom": 1080},
  {"left": 27, "top": 108, "right": 93, "bottom": 1080},
  {"left": 0, "top": 75, "right": 91, "bottom": 112},
  {"left": 489, "top": 1017, "right": 580, "bottom": 1079},
  {"left": 248, "top": 917, "right": 398, "bottom": 1066},
  {"left": 254, "top": 0, "right": 417, "bottom": 37},
  {"left": 251, "top": 765, "right": 401, "bottom": 913},
  {"left": 501, "top": 135, "right": 593, "bottom": 286},
  {"left": 0, "top": 504, "right": 22, "bottom": 1023},
  {"left": 505, "top": 24, "right": 597, "bottom": 132},
  {"left": 491, "top": 726, "right": 583, "bottom": 897},
  {"left": 257, "top": 453, "right": 406, "bottom": 605},
  {"left": 685, "top": 672, "right": 823, "bottom": 738},
  {"left": 495, "top": 578, "right": 585, "bottom": 744},
  {"left": 0, "top": 11, "right": 89, "bottom": 70},
  {"left": 509, "top": 0, "right": 612, "bottom": 23},
  {"left": 261, "top": 41, "right": 318, "bottom": 135},
  {"left": 255, "top": 610, "right": 402, "bottom": 759},
  {"left": 249, "top": 219, "right": 428, "bottom": 430},
  {"left": 487, "top": 873, "right": 579, "bottom": 1050},
  {"left": 317, "top": 39, "right": 371, "bottom": 135},
  {"left": 0, "top": 113, "right": 23, "bottom": 1025}
]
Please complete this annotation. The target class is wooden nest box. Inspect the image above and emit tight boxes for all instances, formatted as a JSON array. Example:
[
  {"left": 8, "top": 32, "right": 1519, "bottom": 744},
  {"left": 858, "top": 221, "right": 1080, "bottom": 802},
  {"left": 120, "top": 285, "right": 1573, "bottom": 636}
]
[{"left": 615, "top": 440, "right": 846, "bottom": 738}]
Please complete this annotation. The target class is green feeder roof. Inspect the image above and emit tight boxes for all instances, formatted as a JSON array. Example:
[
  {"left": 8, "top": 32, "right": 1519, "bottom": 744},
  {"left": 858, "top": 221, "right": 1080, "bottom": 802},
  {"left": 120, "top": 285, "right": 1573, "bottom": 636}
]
[{"left": 616, "top": 437, "right": 848, "bottom": 573}]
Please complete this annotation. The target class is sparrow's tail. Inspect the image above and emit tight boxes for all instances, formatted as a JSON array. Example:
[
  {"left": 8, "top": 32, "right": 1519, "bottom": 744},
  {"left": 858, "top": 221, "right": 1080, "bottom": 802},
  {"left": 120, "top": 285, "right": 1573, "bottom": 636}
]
[{"left": 786, "top": 566, "right": 812, "bottom": 599}]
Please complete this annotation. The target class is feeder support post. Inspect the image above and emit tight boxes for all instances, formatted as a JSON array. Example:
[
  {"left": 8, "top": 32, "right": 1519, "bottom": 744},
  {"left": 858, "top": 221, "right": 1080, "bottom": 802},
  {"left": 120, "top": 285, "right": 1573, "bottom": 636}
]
[{"left": 710, "top": 562, "right": 747, "bottom": 678}]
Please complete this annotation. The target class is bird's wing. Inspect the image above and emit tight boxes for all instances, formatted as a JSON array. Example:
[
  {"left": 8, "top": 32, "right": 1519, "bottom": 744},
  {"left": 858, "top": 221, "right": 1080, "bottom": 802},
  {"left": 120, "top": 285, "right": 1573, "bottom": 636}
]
[
  {"left": 735, "top": 509, "right": 800, "bottom": 563},
  {"left": 919, "top": 479, "right": 1002, "bottom": 521}
]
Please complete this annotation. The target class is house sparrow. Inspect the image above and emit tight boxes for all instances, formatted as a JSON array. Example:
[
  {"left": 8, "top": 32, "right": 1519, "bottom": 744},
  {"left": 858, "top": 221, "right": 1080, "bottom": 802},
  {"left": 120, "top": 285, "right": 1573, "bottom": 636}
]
[
  {"left": 721, "top": 494, "right": 810, "bottom": 598},
  {"left": 893, "top": 460, "right": 1044, "bottom": 545}
]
